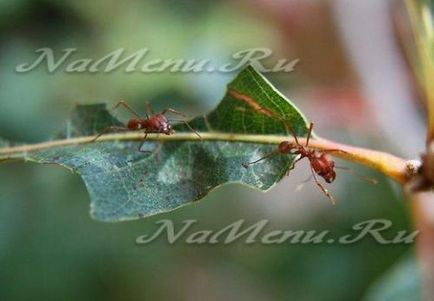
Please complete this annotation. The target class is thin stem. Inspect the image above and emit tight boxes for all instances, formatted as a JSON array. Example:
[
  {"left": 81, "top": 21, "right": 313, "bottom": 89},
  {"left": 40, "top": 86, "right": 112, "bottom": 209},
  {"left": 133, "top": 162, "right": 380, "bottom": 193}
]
[
  {"left": 405, "top": 2, "right": 434, "bottom": 299},
  {"left": 0, "top": 132, "right": 409, "bottom": 184},
  {"left": 405, "top": 0, "right": 434, "bottom": 143}
]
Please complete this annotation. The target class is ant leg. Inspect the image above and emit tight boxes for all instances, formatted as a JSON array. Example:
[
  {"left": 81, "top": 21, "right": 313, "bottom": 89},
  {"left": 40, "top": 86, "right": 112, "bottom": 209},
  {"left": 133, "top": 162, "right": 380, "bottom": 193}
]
[
  {"left": 242, "top": 150, "right": 279, "bottom": 169},
  {"left": 137, "top": 131, "right": 161, "bottom": 159},
  {"left": 145, "top": 102, "right": 154, "bottom": 118},
  {"left": 281, "top": 120, "right": 315, "bottom": 149},
  {"left": 169, "top": 119, "right": 202, "bottom": 140},
  {"left": 162, "top": 108, "right": 201, "bottom": 140},
  {"left": 287, "top": 155, "right": 303, "bottom": 176},
  {"left": 156, "top": 144, "right": 162, "bottom": 161},
  {"left": 335, "top": 166, "right": 378, "bottom": 184},
  {"left": 183, "top": 121, "right": 202, "bottom": 139},
  {"left": 225, "top": 91, "right": 305, "bottom": 148},
  {"left": 113, "top": 101, "right": 142, "bottom": 119},
  {"left": 310, "top": 166, "right": 336, "bottom": 205},
  {"left": 160, "top": 108, "right": 187, "bottom": 117},
  {"left": 138, "top": 131, "right": 150, "bottom": 153},
  {"left": 91, "top": 126, "right": 129, "bottom": 142},
  {"left": 306, "top": 122, "right": 314, "bottom": 147},
  {"left": 154, "top": 133, "right": 163, "bottom": 161},
  {"left": 282, "top": 122, "right": 300, "bottom": 145}
]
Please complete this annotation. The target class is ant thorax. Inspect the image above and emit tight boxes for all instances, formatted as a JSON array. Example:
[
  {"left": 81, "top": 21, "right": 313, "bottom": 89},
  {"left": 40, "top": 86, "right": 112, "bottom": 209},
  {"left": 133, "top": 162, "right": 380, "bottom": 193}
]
[
  {"left": 309, "top": 152, "right": 336, "bottom": 183},
  {"left": 144, "top": 114, "right": 173, "bottom": 134}
]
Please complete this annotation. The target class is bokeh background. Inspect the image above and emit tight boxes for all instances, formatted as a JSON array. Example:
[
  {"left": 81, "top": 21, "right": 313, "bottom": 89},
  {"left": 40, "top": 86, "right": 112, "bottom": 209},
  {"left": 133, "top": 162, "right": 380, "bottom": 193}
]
[{"left": 0, "top": 0, "right": 430, "bottom": 300}]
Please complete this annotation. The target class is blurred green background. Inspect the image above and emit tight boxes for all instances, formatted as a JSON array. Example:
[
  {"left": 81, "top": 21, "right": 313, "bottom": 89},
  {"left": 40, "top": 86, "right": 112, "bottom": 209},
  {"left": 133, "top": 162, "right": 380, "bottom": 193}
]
[{"left": 0, "top": 0, "right": 427, "bottom": 300}]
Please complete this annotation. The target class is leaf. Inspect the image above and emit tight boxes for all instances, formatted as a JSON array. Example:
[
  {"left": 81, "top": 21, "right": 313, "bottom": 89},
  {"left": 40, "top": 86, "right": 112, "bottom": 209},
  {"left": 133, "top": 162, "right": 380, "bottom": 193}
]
[
  {"left": 0, "top": 138, "right": 10, "bottom": 148},
  {"left": 363, "top": 254, "right": 422, "bottom": 301},
  {"left": 0, "top": 65, "right": 310, "bottom": 222},
  {"left": 58, "top": 103, "right": 124, "bottom": 139}
]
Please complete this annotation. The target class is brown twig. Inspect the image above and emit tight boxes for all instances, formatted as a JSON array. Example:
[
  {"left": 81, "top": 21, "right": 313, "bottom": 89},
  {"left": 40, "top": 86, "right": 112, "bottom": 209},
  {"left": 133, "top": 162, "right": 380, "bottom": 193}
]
[{"left": 0, "top": 132, "right": 411, "bottom": 184}]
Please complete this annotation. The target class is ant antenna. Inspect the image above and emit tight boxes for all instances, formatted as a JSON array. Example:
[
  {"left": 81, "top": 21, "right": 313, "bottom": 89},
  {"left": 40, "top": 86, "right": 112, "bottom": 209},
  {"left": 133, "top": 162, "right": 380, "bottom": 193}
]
[
  {"left": 113, "top": 101, "right": 143, "bottom": 119},
  {"left": 145, "top": 101, "right": 154, "bottom": 118},
  {"left": 267, "top": 112, "right": 317, "bottom": 150},
  {"left": 310, "top": 166, "right": 336, "bottom": 205},
  {"left": 161, "top": 108, "right": 202, "bottom": 140},
  {"left": 306, "top": 122, "right": 314, "bottom": 147},
  {"left": 282, "top": 122, "right": 300, "bottom": 145}
]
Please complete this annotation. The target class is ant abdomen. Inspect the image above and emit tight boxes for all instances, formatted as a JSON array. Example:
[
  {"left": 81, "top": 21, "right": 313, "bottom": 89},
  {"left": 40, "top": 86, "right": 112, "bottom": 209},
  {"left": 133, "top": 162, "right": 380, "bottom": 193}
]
[
  {"left": 127, "top": 119, "right": 143, "bottom": 130},
  {"left": 320, "top": 169, "right": 336, "bottom": 183}
]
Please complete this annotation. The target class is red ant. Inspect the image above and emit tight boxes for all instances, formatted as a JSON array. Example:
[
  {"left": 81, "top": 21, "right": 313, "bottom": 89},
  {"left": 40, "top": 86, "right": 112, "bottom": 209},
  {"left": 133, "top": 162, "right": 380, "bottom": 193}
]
[
  {"left": 230, "top": 89, "right": 377, "bottom": 204},
  {"left": 92, "top": 101, "right": 201, "bottom": 151},
  {"left": 242, "top": 122, "right": 348, "bottom": 203}
]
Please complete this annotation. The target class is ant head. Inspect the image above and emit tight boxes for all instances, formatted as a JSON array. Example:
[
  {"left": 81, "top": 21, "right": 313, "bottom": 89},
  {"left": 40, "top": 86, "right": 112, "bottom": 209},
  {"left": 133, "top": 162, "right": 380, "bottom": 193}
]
[
  {"left": 127, "top": 118, "right": 144, "bottom": 130},
  {"left": 160, "top": 122, "right": 175, "bottom": 135},
  {"left": 278, "top": 141, "right": 297, "bottom": 154},
  {"left": 324, "top": 169, "right": 336, "bottom": 183},
  {"left": 166, "top": 123, "right": 175, "bottom": 135}
]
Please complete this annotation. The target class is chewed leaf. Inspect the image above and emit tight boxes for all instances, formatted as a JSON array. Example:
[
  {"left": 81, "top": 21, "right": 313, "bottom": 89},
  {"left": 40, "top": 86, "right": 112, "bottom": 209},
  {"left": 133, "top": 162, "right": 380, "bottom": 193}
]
[
  {"left": 0, "top": 65, "right": 310, "bottom": 222},
  {"left": 58, "top": 103, "right": 124, "bottom": 138}
]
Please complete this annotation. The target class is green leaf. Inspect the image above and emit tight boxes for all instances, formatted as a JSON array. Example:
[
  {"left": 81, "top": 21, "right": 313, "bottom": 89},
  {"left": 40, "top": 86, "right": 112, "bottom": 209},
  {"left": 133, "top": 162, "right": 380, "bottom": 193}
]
[
  {"left": 363, "top": 253, "right": 422, "bottom": 301},
  {"left": 0, "top": 138, "right": 9, "bottom": 148},
  {"left": 0, "top": 65, "right": 310, "bottom": 222},
  {"left": 58, "top": 103, "right": 124, "bottom": 139}
]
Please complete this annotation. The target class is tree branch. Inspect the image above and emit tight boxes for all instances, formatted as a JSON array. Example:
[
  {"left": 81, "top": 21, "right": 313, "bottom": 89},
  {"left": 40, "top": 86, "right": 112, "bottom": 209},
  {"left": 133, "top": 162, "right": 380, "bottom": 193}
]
[
  {"left": 0, "top": 132, "right": 411, "bottom": 184},
  {"left": 405, "top": 0, "right": 434, "bottom": 143}
]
